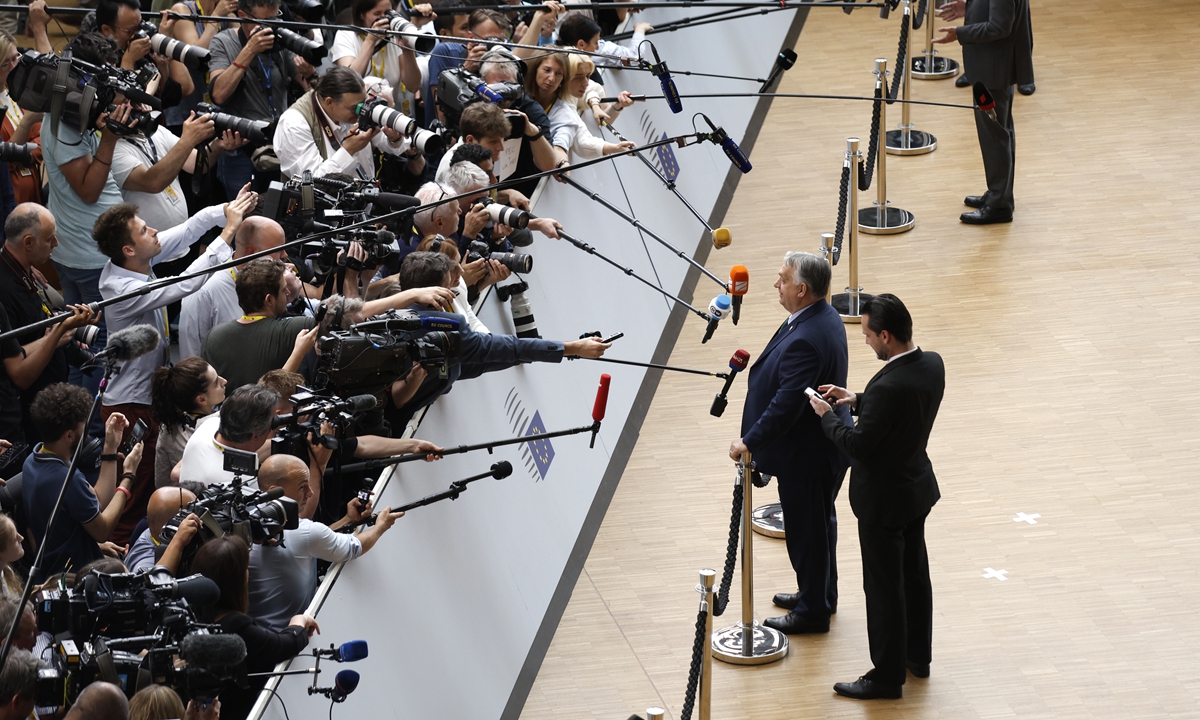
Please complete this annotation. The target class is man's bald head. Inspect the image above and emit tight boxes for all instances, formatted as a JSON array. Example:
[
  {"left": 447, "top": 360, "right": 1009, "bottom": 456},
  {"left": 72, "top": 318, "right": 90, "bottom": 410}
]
[
  {"left": 258, "top": 454, "right": 311, "bottom": 506},
  {"left": 64, "top": 681, "right": 128, "bottom": 720},
  {"left": 235, "top": 216, "right": 287, "bottom": 259},
  {"left": 147, "top": 486, "right": 198, "bottom": 539}
]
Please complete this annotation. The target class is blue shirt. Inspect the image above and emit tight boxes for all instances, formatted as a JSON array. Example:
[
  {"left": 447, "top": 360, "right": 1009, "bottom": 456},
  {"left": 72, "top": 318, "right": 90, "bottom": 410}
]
[
  {"left": 22, "top": 444, "right": 102, "bottom": 582},
  {"left": 125, "top": 528, "right": 158, "bottom": 572},
  {"left": 425, "top": 42, "right": 468, "bottom": 127},
  {"left": 41, "top": 123, "right": 124, "bottom": 270}
]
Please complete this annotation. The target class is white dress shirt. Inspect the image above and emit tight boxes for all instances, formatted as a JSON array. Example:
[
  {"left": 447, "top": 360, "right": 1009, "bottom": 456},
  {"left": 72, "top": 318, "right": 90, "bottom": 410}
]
[
  {"left": 888, "top": 346, "right": 920, "bottom": 363},
  {"left": 99, "top": 205, "right": 231, "bottom": 407},
  {"left": 547, "top": 99, "right": 607, "bottom": 160},
  {"left": 273, "top": 97, "right": 410, "bottom": 181}
]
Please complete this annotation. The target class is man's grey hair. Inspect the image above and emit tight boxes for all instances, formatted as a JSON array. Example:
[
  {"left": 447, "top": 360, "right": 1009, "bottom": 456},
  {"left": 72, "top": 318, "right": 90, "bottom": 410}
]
[
  {"left": 317, "top": 294, "right": 365, "bottom": 335},
  {"left": 436, "top": 161, "right": 488, "bottom": 194},
  {"left": 413, "top": 182, "right": 459, "bottom": 235},
  {"left": 3, "top": 204, "right": 45, "bottom": 247},
  {"left": 0, "top": 596, "right": 27, "bottom": 643},
  {"left": 218, "top": 385, "right": 280, "bottom": 444},
  {"left": 0, "top": 649, "right": 39, "bottom": 703},
  {"left": 480, "top": 55, "right": 519, "bottom": 83},
  {"left": 784, "top": 251, "right": 831, "bottom": 298}
]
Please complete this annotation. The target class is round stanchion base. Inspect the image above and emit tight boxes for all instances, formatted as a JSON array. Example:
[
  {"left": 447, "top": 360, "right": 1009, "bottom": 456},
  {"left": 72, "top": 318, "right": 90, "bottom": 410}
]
[
  {"left": 885, "top": 128, "right": 937, "bottom": 155},
  {"left": 859, "top": 205, "right": 915, "bottom": 235},
  {"left": 832, "top": 292, "right": 875, "bottom": 323},
  {"left": 911, "top": 54, "right": 959, "bottom": 80},
  {"left": 751, "top": 503, "right": 785, "bottom": 538},
  {"left": 711, "top": 622, "right": 789, "bottom": 665}
]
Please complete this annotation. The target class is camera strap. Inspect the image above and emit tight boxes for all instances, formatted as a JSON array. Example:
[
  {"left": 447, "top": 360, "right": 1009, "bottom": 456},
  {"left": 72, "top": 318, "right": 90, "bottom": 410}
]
[
  {"left": 49, "top": 50, "right": 73, "bottom": 142},
  {"left": 312, "top": 94, "right": 343, "bottom": 152}
]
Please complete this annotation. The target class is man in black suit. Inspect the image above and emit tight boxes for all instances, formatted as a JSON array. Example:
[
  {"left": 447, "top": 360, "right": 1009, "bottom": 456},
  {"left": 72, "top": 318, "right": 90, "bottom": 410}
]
[
  {"left": 809, "top": 294, "right": 945, "bottom": 700},
  {"left": 728, "top": 252, "right": 851, "bottom": 634},
  {"left": 934, "top": 0, "right": 1034, "bottom": 224}
]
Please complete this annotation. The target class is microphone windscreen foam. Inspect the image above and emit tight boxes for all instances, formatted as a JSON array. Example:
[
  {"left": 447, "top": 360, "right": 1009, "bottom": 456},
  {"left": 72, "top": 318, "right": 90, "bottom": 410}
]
[
  {"left": 346, "top": 395, "right": 380, "bottom": 413},
  {"left": 335, "top": 669, "right": 360, "bottom": 695},
  {"left": 592, "top": 374, "right": 611, "bottom": 423},
  {"left": 729, "top": 265, "right": 749, "bottom": 295},
  {"left": 492, "top": 461, "right": 514, "bottom": 479},
  {"left": 109, "top": 324, "right": 163, "bottom": 360},
  {"left": 712, "top": 228, "right": 732, "bottom": 248},
  {"left": 336, "top": 640, "right": 369, "bottom": 662},
  {"left": 369, "top": 192, "right": 420, "bottom": 211},
  {"left": 972, "top": 81, "right": 996, "bottom": 112},
  {"left": 730, "top": 349, "right": 751, "bottom": 371},
  {"left": 172, "top": 575, "right": 221, "bottom": 608},
  {"left": 181, "top": 633, "right": 248, "bottom": 668}
]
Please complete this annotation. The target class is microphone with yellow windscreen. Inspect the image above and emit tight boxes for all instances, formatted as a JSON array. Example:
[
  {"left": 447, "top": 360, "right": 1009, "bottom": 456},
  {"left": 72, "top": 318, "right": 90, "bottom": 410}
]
[{"left": 712, "top": 227, "right": 732, "bottom": 248}]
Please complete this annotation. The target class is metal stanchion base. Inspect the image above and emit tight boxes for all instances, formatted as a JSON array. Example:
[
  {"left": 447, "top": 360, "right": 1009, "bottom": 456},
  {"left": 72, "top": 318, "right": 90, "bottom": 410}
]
[
  {"left": 711, "top": 622, "right": 789, "bottom": 665},
  {"left": 911, "top": 54, "right": 959, "bottom": 79},
  {"left": 751, "top": 503, "right": 785, "bottom": 538},
  {"left": 859, "top": 205, "right": 915, "bottom": 235},
  {"left": 885, "top": 128, "right": 937, "bottom": 155},
  {"left": 832, "top": 292, "right": 875, "bottom": 323}
]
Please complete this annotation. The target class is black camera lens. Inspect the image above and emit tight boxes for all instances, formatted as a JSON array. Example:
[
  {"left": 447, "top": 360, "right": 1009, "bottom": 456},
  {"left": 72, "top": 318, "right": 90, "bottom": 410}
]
[
  {"left": 490, "top": 252, "right": 533, "bottom": 274},
  {"left": 196, "top": 102, "right": 270, "bottom": 145},
  {"left": 273, "top": 27, "right": 328, "bottom": 65},
  {"left": 0, "top": 141, "right": 35, "bottom": 165}
]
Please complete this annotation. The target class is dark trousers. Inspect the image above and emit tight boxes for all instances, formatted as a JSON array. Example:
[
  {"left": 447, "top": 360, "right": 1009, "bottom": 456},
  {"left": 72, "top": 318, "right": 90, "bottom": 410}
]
[
  {"left": 776, "top": 472, "right": 841, "bottom": 620},
  {"left": 858, "top": 512, "right": 933, "bottom": 686},
  {"left": 101, "top": 404, "right": 159, "bottom": 547},
  {"left": 974, "top": 84, "right": 1016, "bottom": 211}
]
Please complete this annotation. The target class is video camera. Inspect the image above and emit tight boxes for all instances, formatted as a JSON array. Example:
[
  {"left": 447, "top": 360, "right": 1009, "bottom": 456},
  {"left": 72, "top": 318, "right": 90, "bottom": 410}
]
[
  {"left": 33, "top": 567, "right": 242, "bottom": 706},
  {"left": 271, "top": 387, "right": 379, "bottom": 460},
  {"left": 313, "top": 310, "right": 463, "bottom": 396},
  {"left": 7, "top": 50, "right": 161, "bottom": 136},
  {"left": 436, "top": 66, "right": 526, "bottom": 133}
]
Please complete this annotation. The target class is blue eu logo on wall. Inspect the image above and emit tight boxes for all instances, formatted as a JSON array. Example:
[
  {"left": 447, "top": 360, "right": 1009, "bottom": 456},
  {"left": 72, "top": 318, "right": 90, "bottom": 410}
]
[
  {"left": 655, "top": 132, "right": 680, "bottom": 183},
  {"left": 525, "top": 411, "right": 555, "bottom": 480}
]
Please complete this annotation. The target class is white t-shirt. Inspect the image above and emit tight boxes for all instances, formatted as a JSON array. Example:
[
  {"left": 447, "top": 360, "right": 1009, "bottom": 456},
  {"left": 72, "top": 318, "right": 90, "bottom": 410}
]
[
  {"left": 111, "top": 127, "right": 190, "bottom": 239},
  {"left": 178, "top": 413, "right": 260, "bottom": 488},
  {"left": 331, "top": 30, "right": 418, "bottom": 120}
]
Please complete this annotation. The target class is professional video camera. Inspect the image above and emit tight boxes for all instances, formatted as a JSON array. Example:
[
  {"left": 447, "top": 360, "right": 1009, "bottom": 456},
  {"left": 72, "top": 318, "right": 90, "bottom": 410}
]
[
  {"left": 436, "top": 66, "right": 526, "bottom": 133},
  {"left": 195, "top": 102, "right": 270, "bottom": 145},
  {"left": 313, "top": 310, "right": 463, "bottom": 396},
  {"left": 271, "top": 387, "right": 379, "bottom": 459},
  {"left": 355, "top": 96, "right": 447, "bottom": 155},
  {"left": 33, "top": 567, "right": 243, "bottom": 706},
  {"left": 133, "top": 21, "right": 210, "bottom": 71},
  {"left": 7, "top": 50, "right": 161, "bottom": 136}
]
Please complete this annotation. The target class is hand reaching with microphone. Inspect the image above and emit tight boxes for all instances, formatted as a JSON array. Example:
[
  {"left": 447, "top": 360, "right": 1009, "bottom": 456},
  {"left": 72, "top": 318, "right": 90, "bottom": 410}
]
[{"left": 564, "top": 337, "right": 611, "bottom": 359}]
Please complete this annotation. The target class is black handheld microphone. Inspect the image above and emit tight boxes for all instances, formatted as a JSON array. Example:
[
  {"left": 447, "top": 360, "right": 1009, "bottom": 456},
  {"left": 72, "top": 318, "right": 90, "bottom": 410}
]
[
  {"left": 710, "top": 349, "right": 751, "bottom": 417},
  {"left": 973, "top": 82, "right": 999, "bottom": 124},
  {"left": 700, "top": 115, "right": 752, "bottom": 174},
  {"left": 759, "top": 48, "right": 797, "bottom": 93},
  {"left": 645, "top": 43, "right": 682, "bottom": 114}
]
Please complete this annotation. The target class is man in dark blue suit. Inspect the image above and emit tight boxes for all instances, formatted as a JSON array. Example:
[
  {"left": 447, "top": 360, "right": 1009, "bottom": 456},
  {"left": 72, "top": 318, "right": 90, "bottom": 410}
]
[{"left": 728, "top": 252, "right": 851, "bottom": 634}]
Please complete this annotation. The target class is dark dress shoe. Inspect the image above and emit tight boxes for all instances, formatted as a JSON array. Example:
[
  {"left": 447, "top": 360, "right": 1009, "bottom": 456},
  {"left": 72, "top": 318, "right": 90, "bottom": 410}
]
[
  {"left": 960, "top": 206, "right": 1013, "bottom": 225},
  {"left": 907, "top": 661, "right": 930, "bottom": 678},
  {"left": 955, "top": 74, "right": 970, "bottom": 88},
  {"left": 763, "top": 611, "right": 829, "bottom": 635},
  {"left": 772, "top": 592, "right": 800, "bottom": 610},
  {"left": 833, "top": 676, "right": 902, "bottom": 700},
  {"left": 963, "top": 195, "right": 986, "bottom": 208},
  {"left": 1018, "top": 82, "right": 1036, "bottom": 96}
]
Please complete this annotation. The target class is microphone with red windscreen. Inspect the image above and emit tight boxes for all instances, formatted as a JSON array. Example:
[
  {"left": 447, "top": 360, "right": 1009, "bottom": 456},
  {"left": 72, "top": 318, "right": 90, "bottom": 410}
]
[
  {"left": 710, "top": 349, "right": 751, "bottom": 417},
  {"left": 590, "top": 374, "right": 611, "bottom": 447},
  {"left": 973, "top": 82, "right": 999, "bottom": 123},
  {"left": 728, "top": 265, "right": 749, "bottom": 325}
]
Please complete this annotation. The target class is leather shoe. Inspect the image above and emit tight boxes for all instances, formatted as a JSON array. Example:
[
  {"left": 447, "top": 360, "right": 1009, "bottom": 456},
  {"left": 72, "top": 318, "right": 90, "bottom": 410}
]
[
  {"left": 1018, "top": 82, "right": 1036, "bottom": 96},
  {"left": 833, "top": 676, "right": 902, "bottom": 700},
  {"left": 907, "top": 660, "right": 930, "bottom": 678},
  {"left": 772, "top": 592, "right": 800, "bottom": 610},
  {"left": 955, "top": 73, "right": 970, "bottom": 88},
  {"left": 963, "top": 195, "right": 986, "bottom": 208},
  {"left": 960, "top": 206, "right": 1013, "bottom": 225},
  {"left": 763, "top": 611, "right": 829, "bottom": 635}
]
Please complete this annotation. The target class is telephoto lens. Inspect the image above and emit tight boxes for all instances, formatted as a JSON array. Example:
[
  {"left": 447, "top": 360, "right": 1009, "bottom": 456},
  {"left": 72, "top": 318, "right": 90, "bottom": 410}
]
[
  {"left": 273, "top": 27, "right": 328, "bottom": 65},
  {"left": 386, "top": 12, "right": 436, "bottom": 53},
  {"left": 73, "top": 325, "right": 99, "bottom": 347},
  {"left": 0, "top": 141, "right": 35, "bottom": 165},
  {"left": 479, "top": 201, "right": 529, "bottom": 229},
  {"left": 196, "top": 103, "right": 271, "bottom": 145},
  {"left": 490, "top": 252, "right": 533, "bottom": 274},
  {"left": 357, "top": 98, "right": 445, "bottom": 155},
  {"left": 144, "top": 27, "right": 210, "bottom": 70}
]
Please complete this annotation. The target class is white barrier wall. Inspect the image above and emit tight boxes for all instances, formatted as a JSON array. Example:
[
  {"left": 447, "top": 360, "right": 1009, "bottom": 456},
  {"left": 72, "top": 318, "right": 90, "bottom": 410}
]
[{"left": 256, "top": 9, "right": 807, "bottom": 719}]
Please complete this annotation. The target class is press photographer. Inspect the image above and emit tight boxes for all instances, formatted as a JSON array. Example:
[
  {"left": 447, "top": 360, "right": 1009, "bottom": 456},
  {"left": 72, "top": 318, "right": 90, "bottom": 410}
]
[
  {"left": 425, "top": 9, "right": 509, "bottom": 127},
  {"left": 125, "top": 485, "right": 199, "bottom": 572},
  {"left": 331, "top": 0, "right": 432, "bottom": 120},
  {"left": 95, "top": 0, "right": 193, "bottom": 101}
]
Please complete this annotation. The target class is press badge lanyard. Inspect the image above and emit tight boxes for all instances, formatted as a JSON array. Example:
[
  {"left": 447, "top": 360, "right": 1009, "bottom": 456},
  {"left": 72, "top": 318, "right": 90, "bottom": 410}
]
[
  {"left": 1, "top": 247, "right": 53, "bottom": 317},
  {"left": 258, "top": 55, "right": 276, "bottom": 118},
  {"left": 126, "top": 135, "right": 160, "bottom": 165}
]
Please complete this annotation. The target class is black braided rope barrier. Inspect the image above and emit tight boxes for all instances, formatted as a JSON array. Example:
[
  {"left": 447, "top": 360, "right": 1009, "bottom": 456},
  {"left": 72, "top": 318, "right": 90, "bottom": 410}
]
[
  {"left": 832, "top": 162, "right": 851, "bottom": 265},
  {"left": 860, "top": 83, "right": 883, "bottom": 191},
  {"left": 913, "top": 0, "right": 927, "bottom": 30},
  {"left": 712, "top": 481, "right": 743, "bottom": 617},
  {"left": 888, "top": 11, "right": 909, "bottom": 103},
  {"left": 679, "top": 608, "right": 708, "bottom": 720}
]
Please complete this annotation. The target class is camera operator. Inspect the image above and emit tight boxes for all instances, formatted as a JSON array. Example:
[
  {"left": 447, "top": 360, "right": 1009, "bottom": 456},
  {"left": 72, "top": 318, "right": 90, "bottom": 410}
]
[
  {"left": 435, "top": 161, "right": 563, "bottom": 251},
  {"left": 125, "top": 485, "right": 198, "bottom": 572},
  {"left": 168, "top": 0, "right": 238, "bottom": 135},
  {"left": 191, "top": 534, "right": 317, "bottom": 720},
  {"left": 411, "top": 234, "right": 489, "bottom": 333},
  {"left": 112, "top": 109, "right": 247, "bottom": 235},
  {"left": 0, "top": 648, "right": 38, "bottom": 720},
  {"left": 332, "top": 0, "right": 431, "bottom": 120},
  {"left": 247, "top": 454, "right": 402, "bottom": 630},
  {"left": 178, "top": 384, "right": 278, "bottom": 488},
  {"left": 386, "top": 251, "right": 610, "bottom": 425},
  {"left": 96, "top": 0, "right": 194, "bottom": 103},
  {"left": 208, "top": 0, "right": 318, "bottom": 197},
  {"left": 426, "top": 9, "right": 510, "bottom": 127},
  {"left": 21, "top": 384, "right": 144, "bottom": 582},
  {"left": 1, "top": 206, "right": 100, "bottom": 450},
  {"left": 437, "top": 141, "right": 533, "bottom": 213},
  {"left": 151, "top": 358, "right": 227, "bottom": 487},
  {"left": 273, "top": 66, "right": 410, "bottom": 182},
  {"left": 0, "top": 30, "right": 44, "bottom": 207},
  {"left": 94, "top": 191, "right": 256, "bottom": 543}
]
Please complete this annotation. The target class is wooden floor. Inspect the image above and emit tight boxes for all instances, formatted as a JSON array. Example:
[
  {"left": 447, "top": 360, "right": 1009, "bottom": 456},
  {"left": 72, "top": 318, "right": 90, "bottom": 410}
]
[{"left": 521, "top": 2, "right": 1200, "bottom": 718}]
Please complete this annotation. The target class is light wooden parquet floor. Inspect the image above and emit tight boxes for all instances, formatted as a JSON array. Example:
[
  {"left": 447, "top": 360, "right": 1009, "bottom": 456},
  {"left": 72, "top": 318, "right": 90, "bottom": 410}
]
[{"left": 521, "top": 1, "right": 1200, "bottom": 718}]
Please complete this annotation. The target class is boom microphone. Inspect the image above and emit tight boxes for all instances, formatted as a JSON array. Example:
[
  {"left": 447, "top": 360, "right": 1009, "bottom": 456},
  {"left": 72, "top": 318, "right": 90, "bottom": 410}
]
[
  {"left": 759, "top": 48, "right": 797, "bottom": 93},
  {"left": 710, "top": 349, "right": 750, "bottom": 417},
  {"left": 700, "top": 115, "right": 751, "bottom": 174},
  {"left": 645, "top": 42, "right": 682, "bottom": 114},
  {"left": 702, "top": 294, "right": 732, "bottom": 344},
  {"left": 973, "top": 82, "right": 998, "bottom": 123},
  {"left": 91, "top": 324, "right": 161, "bottom": 362},
  {"left": 591, "top": 373, "right": 610, "bottom": 449},
  {"left": 164, "top": 574, "right": 221, "bottom": 608},
  {"left": 180, "top": 633, "right": 248, "bottom": 668},
  {"left": 727, "top": 265, "right": 748, "bottom": 325}
]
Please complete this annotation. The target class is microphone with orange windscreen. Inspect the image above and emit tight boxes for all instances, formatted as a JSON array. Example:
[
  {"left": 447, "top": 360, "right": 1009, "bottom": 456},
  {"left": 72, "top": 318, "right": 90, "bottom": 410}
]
[{"left": 728, "top": 265, "right": 749, "bottom": 325}]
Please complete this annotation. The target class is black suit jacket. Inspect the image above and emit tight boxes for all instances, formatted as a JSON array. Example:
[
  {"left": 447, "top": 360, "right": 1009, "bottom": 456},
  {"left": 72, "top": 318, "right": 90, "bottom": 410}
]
[
  {"left": 958, "top": 0, "right": 1035, "bottom": 89},
  {"left": 820, "top": 349, "right": 945, "bottom": 527},
  {"left": 740, "top": 300, "right": 851, "bottom": 481}
]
